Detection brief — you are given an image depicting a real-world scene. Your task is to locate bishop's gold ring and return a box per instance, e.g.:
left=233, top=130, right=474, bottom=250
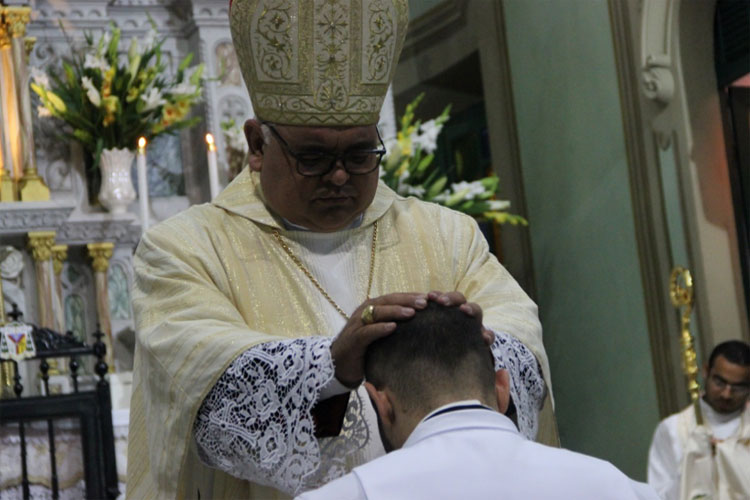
left=361, top=305, right=376, bottom=325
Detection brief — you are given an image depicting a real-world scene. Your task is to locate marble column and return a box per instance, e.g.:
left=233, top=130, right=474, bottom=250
left=51, top=244, right=68, bottom=374
left=4, top=6, right=48, bottom=202
left=51, top=244, right=68, bottom=333
left=27, top=231, right=55, bottom=329
left=87, top=242, right=115, bottom=372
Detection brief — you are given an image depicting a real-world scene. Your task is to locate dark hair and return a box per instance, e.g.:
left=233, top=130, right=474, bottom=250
left=364, top=302, right=495, bottom=412
left=708, top=340, right=750, bottom=370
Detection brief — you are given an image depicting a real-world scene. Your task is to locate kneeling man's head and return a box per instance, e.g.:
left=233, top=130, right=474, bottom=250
left=364, top=302, right=510, bottom=451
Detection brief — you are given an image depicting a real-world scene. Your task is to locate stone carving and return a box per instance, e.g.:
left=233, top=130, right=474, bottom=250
left=0, top=207, right=73, bottom=232
left=108, top=262, right=131, bottom=320
left=0, top=246, right=26, bottom=318
left=218, top=94, right=251, bottom=125
left=215, top=40, right=243, bottom=87
left=64, top=293, right=86, bottom=342
left=56, top=220, right=141, bottom=246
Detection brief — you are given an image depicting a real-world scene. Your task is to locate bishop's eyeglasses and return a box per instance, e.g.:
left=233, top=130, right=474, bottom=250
left=263, top=122, right=387, bottom=177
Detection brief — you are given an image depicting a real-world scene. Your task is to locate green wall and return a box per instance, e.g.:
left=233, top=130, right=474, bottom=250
left=502, top=0, right=660, bottom=480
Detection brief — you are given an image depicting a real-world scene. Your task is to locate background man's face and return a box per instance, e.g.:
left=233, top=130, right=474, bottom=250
left=258, top=124, right=380, bottom=232
left=704, top=355, right=750, bottom=414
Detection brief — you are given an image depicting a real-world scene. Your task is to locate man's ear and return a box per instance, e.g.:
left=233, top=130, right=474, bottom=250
left=495, top=369, right=511, bottom=414
left=244, top=119, right=265, bottom=172
left=364, top=381, right=394, bottom=426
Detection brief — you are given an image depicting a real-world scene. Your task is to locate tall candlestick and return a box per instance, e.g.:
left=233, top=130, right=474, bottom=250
left=137, top=137, right=149, bottom=233
left=206, top=133, right=220, bottom=200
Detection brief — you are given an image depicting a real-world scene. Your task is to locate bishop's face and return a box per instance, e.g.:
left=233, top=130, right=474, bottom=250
left=246, top=121, right=382, bottom=232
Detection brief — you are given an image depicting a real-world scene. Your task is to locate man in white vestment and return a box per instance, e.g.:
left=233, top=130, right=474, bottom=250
left=298, top=303, right=658, bottom=500
left=127, top=0, right=552, bottom=498
left=647, top=340, right=750, bottom=500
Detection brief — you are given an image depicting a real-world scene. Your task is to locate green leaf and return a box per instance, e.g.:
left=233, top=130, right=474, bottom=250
left=426, top=176, right=447, bottom=199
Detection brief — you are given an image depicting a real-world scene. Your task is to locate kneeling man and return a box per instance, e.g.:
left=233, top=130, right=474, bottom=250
left=297, top=303, right=657, bottom=499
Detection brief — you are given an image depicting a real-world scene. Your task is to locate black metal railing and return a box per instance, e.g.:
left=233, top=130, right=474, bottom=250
left=0, top=323, right=119, bottom=500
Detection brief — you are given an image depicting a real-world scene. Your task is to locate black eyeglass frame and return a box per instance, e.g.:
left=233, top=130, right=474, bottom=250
left=262, top=121, right=387, bottom=177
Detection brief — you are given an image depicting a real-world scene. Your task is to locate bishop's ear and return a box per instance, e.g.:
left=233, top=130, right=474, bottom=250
left=244, top=119, right=265, bottom=172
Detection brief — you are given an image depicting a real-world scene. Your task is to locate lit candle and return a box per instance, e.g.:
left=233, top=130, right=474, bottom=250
left=206, top=133, right=220, bottom=200
left=137, top=137, right=149, bottom=233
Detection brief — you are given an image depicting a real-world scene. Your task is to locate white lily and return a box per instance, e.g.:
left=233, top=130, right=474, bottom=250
left=81, top=76, right=101, bottom=107
left=488, top=199, right=511, bottom=211
left=140, top=87, right=167, bottom=112
left=84, top=53, right=109, bottom=73
left=224, top=126, right=248, bottom=152
left=451, top=180, right=486, bottom=199
left=30, top=67, right=50, bottom=88
left=412, top=118, right=443, bottom=154
left=168, top=82, right=199, bottom=97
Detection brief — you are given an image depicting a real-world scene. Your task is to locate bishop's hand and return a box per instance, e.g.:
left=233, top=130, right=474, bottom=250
left=330, top=292, right=428, bottom=388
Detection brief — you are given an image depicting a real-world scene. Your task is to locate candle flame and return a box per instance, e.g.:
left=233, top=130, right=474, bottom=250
left=138, top=137, right=147, bottom=149
left=206, top=133, right=216, bottom=151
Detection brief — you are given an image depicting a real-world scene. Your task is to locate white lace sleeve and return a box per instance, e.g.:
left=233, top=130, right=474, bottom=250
left=489, top=330, right=547, bottom=440
left=193, top=337, right=336, bottom=496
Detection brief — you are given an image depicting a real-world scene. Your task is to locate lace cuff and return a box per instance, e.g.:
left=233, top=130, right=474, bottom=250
left=193, top=337, right=334, bottom=495
left=489, top=330, right=547, bottom=440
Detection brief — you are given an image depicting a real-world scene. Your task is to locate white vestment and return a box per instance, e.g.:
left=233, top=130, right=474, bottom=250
left=647, top=399, right=750, bottom=500
left=296, top=401, right=658, bottom=500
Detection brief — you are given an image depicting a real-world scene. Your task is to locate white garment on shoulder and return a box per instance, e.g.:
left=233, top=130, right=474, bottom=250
left=647, top=399, right=744, bottom=500
left=297, top=405, right=657, bottom=500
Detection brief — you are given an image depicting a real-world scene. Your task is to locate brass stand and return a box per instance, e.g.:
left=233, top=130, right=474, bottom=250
left=669, top=266, right=703, bottom=424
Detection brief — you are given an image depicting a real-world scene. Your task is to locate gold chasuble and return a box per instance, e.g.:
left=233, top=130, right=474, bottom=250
left=127, top=168, right=551, bottom=499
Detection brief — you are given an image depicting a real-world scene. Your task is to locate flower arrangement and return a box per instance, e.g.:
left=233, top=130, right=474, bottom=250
left=380, top=94, right=527, bottom=226
left=220, top=119, right=249, bottom=183
left=31, top=22, right=204, bottom=168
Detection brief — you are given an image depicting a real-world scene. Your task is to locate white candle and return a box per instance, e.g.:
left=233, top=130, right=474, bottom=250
left=206, top=133, right=220, bottom=200
left=137, top=137, right=149, bottom=233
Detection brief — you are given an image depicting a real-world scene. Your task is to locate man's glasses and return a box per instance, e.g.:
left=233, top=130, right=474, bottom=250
left=710, top=374, right=750, bottom=396
left=263, top=122, right=386, bottom=177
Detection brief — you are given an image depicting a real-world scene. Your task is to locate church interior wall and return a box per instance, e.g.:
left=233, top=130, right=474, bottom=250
left=502, top=0, right=660, bottom=480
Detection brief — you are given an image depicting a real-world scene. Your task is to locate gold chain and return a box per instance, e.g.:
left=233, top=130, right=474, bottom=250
left=272, top=221, right=378, bottom=320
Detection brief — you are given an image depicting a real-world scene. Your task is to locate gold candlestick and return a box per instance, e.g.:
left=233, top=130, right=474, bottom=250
left=5, top=6, right=48, bottom=202
left=88, top=242, right=115, bottom=372
left=669, top=266, right=703, bottom=425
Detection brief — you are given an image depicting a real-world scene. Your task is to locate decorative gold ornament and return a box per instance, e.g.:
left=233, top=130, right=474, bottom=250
left=28, top=231, right=56, bottom=262
left=272, top=221, right=378, bottom=319
left=23, top=36, right=35, bottom=60
left=18, top=167, right=50, bottom=201
left=0, top=168, right=15, bottom=202
left=669, top=266, right=703, bottom=424
left=51, top=245, right=68, bottom=276
left=0, top=19, right=10, bottom=48
left=4, top=7, right=31, bottom=39
left=230, top=0, right=409, bottom=126
left=87, top=243, right=114, bottom=273
left=361, top=304, right=375, bottom=325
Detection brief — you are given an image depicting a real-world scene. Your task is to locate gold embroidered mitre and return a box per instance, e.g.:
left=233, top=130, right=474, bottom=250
left=230, top=0, right=409, bottom=126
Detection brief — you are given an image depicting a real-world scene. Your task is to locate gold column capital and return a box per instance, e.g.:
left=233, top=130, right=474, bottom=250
left=4, top=7, right=31, bottom=39
left=51, top=244, right=68, bottom=275
left=28, top=231, right=56, bottom=261
left=87, top=242, right=114, bottom=273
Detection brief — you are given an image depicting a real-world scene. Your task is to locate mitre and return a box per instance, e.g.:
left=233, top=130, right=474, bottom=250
left=229, top=0, right=409, bottom=126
